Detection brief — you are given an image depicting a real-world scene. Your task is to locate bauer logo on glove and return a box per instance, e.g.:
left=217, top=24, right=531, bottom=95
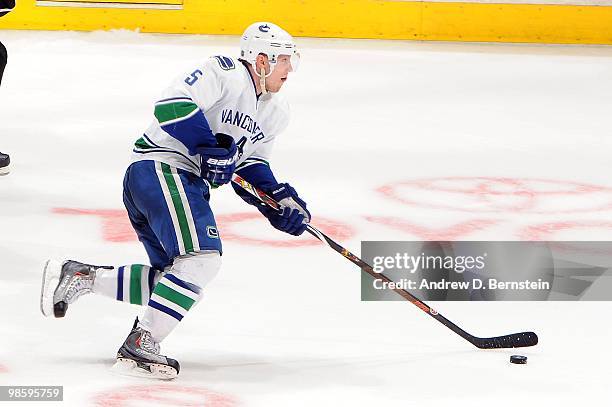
left=205, top=156, right=236, bottom=166
left=199, top=133, right=238, bottom=186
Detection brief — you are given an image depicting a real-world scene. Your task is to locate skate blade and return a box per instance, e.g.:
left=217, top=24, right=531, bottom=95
left=112, top=358, right=178, bottom=380
left=40, top=260, right=63, bottom=317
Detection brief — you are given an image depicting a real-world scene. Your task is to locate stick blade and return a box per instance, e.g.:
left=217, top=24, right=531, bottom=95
left=472, top=331, right=538, bottom=349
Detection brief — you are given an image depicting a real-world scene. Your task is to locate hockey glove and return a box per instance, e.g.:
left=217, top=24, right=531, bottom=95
left=259, top=183, right=311, bottom=236
left=199, top=133, right=237, bottom=186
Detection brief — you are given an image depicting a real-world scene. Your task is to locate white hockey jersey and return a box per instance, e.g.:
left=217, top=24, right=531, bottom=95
left=132, top=55, right=290, bottom=177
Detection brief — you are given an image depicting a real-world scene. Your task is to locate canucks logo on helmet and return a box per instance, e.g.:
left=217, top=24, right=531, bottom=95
left=239, top=22, right=298, bottom=69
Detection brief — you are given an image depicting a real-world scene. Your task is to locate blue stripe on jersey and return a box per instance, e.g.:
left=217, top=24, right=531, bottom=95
left=160, top=108, right=216, bottom=156
left=149, top=299, right=184, bottom=321
left=142, top=133, right=161, bottom=148
left=148, top=268, right=156, bottom=294
left=164, top=274, right=201, bottom=294
left=117, top=266, right=125, bottom=301
left=235, top=161, right=278, bottom=191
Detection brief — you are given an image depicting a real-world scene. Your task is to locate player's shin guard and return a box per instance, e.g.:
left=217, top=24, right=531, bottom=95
left=139, top=251, right=221, bottom=343
left=93, top=264, right=162, bottom=305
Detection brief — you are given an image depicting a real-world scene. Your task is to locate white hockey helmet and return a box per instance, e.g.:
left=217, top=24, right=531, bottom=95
left=240, top=22, right=299, bottom=72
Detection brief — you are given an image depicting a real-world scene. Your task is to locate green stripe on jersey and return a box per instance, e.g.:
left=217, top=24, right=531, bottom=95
left=154, top=102, right=198, bottom=125
left=134, top=137, right=156, bottom=150
left=154, top=282, right=196, bottom=311
left=129, top=264, right=143, bottom=305
left=160, top=163, right=195, bottom=252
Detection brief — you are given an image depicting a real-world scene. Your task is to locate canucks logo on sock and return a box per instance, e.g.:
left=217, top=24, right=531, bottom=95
left=207, top=226, right=219, bottom=239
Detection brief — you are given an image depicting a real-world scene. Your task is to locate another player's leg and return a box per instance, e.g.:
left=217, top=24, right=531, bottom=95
left=0, top=40, right=6, bottom=87
left=0, top=41, right=10, bottom=176
left=114, top=160, right=222, bottom=379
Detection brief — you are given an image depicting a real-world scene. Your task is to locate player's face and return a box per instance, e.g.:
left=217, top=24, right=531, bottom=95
left=265, top=55, right=295, bottom=93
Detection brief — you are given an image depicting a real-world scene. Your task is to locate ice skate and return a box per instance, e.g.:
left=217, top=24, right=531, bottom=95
left=40, top=259, right=111, bottom=318
left=0, top=152, right=9, bottom=175
left=113, top=319, right=180, bottom=380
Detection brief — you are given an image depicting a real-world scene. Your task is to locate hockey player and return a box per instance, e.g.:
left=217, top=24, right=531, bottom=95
left=0, top=0, right=14, bottom=175
left=40, top=22, right=310, bottom=379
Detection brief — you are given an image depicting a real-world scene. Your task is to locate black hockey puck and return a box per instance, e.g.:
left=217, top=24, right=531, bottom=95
left=510, top=355, right=527, bottom=364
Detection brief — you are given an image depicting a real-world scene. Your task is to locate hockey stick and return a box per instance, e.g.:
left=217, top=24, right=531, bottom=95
left=231, top=174, right=538, bottom=349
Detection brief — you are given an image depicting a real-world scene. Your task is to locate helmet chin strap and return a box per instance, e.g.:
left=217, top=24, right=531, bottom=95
left=257, top=61, right=274, bottom=95
left=259, top=66, right=267, bottom=95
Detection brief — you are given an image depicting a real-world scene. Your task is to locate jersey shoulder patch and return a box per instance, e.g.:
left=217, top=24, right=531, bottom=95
left=212, top=55, right=236, bottom=71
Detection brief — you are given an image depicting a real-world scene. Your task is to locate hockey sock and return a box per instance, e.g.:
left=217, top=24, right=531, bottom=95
left=139, top=251, right=221, bottom=342
left=140, top=273, right=201, bottom=342
left=93, top=264, right=162, bottom=305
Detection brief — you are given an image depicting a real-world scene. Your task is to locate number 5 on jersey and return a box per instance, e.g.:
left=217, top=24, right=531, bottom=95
left=185, top=69, right=203, bottom=86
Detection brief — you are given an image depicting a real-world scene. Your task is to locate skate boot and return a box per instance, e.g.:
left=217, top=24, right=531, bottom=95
left=114, top=318, right=180, bottom=380
left=0, top=152, right=9, bottom=175
left=40, top=259, right=112, bottom=318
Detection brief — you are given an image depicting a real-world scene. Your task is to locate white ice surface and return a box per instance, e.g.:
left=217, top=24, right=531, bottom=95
left=1, top=30, right=612, bottom=406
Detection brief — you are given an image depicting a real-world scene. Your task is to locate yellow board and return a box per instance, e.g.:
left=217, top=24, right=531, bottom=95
left=0, top=0, right=611, bottom=44
left=421, top=2, right=612, bottom=43
left=40, top=0, right=183, bottom=5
